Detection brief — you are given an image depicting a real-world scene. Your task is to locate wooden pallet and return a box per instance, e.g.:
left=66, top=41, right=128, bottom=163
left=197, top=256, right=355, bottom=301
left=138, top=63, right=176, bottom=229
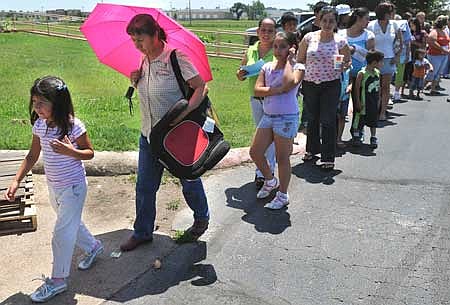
left=0, top=152, right=37, bottom=236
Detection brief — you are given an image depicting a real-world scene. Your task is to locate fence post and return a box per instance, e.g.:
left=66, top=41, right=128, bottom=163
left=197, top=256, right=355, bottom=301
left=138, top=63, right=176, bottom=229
left=215, top=31, right=220, bottom=56
left=46, top=16, right=50, bottom=34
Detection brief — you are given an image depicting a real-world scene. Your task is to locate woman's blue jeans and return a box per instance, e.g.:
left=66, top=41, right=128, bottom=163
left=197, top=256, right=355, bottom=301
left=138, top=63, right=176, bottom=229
left=133, top=135, right=210, bottom=240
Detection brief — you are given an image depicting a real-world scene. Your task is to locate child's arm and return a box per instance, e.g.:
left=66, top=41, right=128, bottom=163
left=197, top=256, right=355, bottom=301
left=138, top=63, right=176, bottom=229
left=4, top=135, right=41, bottom=202
left=353, top=71, right=363, bottom=113
left=236, top=53, right=249, bottom=81
left=254, top=67, right=285, bottom=97
left=340, top=44, right=352, bottom=71
left=50, top=133, right=94, bottom=160
left=346, top=81, right=352, bottom=94
left=280, top=50, right=305, bottom=92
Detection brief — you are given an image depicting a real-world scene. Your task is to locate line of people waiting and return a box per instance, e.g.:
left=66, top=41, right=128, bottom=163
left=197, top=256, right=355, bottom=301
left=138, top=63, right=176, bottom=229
left=237, top=1, right=450, bottom=210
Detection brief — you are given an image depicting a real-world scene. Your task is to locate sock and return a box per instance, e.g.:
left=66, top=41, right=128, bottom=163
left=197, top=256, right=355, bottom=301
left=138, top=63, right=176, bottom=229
left=91, top=240, right=101, bottom=252
left=51, top=277, right=65, bottom=285
left=277, top=191, right=289, bottom=201
left=266, top=177, right=277, bottom=186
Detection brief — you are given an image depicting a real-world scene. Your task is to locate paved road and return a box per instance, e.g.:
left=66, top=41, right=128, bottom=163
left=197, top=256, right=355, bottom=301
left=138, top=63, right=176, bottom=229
left=102, top=86, right=450, bottom=305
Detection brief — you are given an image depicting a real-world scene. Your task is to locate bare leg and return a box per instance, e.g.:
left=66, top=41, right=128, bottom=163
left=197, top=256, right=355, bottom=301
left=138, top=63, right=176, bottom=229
left=273, top=134, right=293, bottom=194
left=249, top=128, right=275, bottom=180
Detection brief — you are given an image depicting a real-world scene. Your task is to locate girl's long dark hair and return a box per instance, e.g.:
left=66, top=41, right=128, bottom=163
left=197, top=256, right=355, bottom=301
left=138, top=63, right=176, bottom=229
left=30, top=76, right=74, bottom=139
left=410, top=17, right=422, bottom=34
left=347, top=7, right=370, bottom=29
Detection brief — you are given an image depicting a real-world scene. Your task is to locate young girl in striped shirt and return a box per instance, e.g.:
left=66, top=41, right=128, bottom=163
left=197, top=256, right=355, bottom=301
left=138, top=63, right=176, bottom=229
left=4, top=76, right=103, bottom=303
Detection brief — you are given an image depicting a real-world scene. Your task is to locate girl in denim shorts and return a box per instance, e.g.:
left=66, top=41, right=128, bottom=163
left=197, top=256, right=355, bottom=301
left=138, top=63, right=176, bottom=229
left=250, top=32, right=304, bottom=210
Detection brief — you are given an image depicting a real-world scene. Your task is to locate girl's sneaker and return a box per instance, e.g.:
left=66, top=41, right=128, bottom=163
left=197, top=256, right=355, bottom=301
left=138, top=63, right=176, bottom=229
left=264, top=191, right=289, bottom=210
left=30, top=275, right=67, bottom=303
left=369, top=137, right=378, bottom=149
left=78, top=241, right=104, bottom=270
left=256, top=177, right=279, bottom=199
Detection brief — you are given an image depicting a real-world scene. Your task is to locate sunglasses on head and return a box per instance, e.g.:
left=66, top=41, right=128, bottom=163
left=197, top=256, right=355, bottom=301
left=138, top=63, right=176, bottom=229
left=321, top=5, right=337, bottom=12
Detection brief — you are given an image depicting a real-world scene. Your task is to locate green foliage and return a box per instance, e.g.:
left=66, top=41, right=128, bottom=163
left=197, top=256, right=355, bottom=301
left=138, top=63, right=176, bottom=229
left=172, top=229, right=197, bottom=244
left=247, top=0, right=267, bottom=20
left=166, top=199, right=181, bottom=211
left=1, top=32, right=254, bottom=151
left=330, top=0, right=449, bottom=18
left=230, top=2, right=248, bottom=20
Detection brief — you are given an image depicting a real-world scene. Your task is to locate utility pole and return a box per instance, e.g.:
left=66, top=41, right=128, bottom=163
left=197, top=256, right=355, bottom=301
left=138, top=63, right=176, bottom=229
left=188, top=0, right=192, bottom=25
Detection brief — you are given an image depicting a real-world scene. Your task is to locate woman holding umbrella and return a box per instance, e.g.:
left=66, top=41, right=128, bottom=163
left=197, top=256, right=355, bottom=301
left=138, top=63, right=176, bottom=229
left=120, top=14, right=210, bottom=251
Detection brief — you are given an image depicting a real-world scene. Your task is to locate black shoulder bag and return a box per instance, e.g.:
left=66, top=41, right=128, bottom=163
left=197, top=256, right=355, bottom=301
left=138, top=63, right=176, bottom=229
left=149, top=50, right=230, bottom=179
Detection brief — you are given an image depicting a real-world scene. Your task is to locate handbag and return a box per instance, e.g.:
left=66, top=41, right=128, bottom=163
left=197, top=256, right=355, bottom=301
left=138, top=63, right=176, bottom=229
left=149, top=50, right=230, bottom=179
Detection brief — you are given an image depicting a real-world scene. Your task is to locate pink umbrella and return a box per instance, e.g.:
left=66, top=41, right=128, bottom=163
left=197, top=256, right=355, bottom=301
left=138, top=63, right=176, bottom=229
left=80, top=3, right=212, bottom=82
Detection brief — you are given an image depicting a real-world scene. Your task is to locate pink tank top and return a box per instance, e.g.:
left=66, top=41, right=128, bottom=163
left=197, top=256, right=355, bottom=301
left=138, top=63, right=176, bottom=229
left=304, top=31, right=347, bottom=83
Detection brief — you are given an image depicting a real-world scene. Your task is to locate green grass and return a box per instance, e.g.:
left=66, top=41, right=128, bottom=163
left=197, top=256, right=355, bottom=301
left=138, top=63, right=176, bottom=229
left=0, top=32, right=253, bottom=151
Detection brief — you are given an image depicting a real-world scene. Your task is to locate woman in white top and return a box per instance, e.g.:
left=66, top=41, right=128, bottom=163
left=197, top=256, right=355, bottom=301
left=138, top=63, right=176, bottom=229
left=367, top=2, right=402, bottom=121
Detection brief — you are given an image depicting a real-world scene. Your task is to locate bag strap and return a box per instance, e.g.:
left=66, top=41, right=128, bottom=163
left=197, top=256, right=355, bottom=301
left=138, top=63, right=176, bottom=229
left=170, top=49, right=190, bottom=99
left=170, top=49, right=221, bottom=124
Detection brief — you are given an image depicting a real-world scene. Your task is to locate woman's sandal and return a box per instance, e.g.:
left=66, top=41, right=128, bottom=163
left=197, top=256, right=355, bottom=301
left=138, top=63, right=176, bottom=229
left=302, top=152, right=315, bottom=162
left=336, top=140, right=345, bottom=148
left=320, top=162, right=334, bottom=170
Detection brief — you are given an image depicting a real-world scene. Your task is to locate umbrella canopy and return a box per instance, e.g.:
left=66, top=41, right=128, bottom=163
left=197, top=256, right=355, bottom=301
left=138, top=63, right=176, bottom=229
left=80, top=3, right=212, bottom=82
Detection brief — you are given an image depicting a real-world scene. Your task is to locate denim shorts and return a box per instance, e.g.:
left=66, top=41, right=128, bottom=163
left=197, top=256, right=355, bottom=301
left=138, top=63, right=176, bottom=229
left=380, top=58, right=397, bottom=75
left=257, top=113, right=299, bottom=139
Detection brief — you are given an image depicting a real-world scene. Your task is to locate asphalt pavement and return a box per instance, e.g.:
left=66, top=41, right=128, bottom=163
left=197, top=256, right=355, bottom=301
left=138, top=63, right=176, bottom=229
left=101, top=82, right=450, bottom=305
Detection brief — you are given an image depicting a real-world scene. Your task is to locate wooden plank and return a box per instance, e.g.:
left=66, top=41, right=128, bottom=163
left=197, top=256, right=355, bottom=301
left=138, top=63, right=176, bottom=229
left=0, top=164, right=29, bottom=175
left=0, top=152, right=37, bottom=236
left=0, top=215, right=37, bottom=236
left=0, top=179, right=31, bottom=191
left=0, top=174, right=32, bottom=183
left=0, top=151, right=26, bottom=160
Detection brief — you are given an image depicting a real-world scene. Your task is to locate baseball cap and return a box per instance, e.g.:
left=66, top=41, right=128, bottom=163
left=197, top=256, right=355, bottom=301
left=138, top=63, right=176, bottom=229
left=336, top=4, right=351, bottom=16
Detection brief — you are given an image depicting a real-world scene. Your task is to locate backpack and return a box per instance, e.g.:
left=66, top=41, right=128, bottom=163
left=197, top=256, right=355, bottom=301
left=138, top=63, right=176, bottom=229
left=149, top=50, right=230, bottom=179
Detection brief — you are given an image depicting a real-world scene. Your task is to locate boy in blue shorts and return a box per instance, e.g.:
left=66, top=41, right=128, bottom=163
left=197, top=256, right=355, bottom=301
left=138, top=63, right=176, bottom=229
left=352, top=50, right=384, bottom=149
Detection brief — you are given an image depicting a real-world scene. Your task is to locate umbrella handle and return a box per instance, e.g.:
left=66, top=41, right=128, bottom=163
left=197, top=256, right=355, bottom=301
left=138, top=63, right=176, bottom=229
left=125, top=86, right=134, bottom=115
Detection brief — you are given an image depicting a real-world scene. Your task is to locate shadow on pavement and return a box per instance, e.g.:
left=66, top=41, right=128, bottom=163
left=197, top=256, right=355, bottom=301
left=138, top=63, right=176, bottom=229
left=108, top=242, right=215, bottom=303
left=291, top=161, right=342, bottom=185
left=225, top=182, right=291, bottom=234
left=336, top=142, right=377, bottom=158
left=0, top=229, right=213, bottom=305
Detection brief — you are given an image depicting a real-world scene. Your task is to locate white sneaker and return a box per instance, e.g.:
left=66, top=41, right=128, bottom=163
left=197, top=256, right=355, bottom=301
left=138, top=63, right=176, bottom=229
left=264, top=192, right=289, bottom=210
left=393, top=92, right=400, bottom=101
left=78, top=241, right=104, bottom=270
left=256, top=177, right=279, bottom=199
left=30, top=275, right=67, bottom=303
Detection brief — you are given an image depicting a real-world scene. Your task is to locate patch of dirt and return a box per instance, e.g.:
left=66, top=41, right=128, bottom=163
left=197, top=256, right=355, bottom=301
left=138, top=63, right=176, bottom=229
left=33, top=172, right=186, bottom=237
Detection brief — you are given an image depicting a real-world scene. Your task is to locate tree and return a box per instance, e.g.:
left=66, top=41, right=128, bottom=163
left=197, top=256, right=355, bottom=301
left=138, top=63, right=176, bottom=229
left=329, top=0, right=449, bottom=18
left=230, top=2, right=247, bottom=20
left=247, top=0, right=266, bottom=20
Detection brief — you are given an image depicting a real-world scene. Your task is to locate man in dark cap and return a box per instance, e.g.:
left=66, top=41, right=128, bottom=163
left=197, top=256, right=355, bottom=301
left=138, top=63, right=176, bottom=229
left=299, top=1, right=329, bottom=41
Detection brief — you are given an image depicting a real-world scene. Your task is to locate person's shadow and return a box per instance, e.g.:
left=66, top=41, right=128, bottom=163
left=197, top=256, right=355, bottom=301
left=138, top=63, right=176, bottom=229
left=291, top=160, right=342, bottom=185
left=224, top=182, right=291, bottom=234
left=0, top=230, right=216, bottom=305
left=335, top=142, right=377, bottom=158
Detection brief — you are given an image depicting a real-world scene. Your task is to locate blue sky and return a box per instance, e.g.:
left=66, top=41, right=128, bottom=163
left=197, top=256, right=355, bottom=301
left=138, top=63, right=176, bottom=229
left=1, top=0, right=309, bottom=12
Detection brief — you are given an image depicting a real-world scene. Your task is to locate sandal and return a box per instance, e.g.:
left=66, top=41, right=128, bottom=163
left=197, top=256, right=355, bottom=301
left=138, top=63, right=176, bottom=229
left=302, top=152, right=315, bottom=161
left=320, top=162, right=334, bottom=170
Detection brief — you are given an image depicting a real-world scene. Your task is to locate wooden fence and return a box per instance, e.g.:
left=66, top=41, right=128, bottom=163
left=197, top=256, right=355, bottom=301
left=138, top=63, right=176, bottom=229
left=3, top=13, right=249, bottom=60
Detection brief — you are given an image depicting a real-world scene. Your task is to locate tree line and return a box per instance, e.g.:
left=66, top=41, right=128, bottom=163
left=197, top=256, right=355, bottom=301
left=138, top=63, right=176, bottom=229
left=230, top=0, right=449, bottom=21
